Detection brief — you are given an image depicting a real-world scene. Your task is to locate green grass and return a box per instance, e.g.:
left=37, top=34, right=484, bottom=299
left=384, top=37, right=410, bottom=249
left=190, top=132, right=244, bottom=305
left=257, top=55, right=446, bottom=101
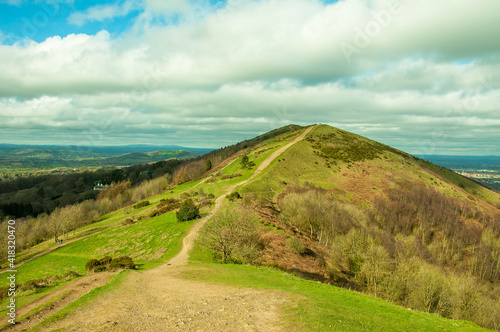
left=0, top=211, right=196, bottom=316
left=181, top=263, right=487, bottom=332
left=1, top=212, right=194, bottom=287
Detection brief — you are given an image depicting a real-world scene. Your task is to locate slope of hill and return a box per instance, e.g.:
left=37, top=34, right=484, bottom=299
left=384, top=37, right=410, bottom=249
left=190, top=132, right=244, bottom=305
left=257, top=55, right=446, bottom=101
left=231, top=124, right=500, bottom=329
left=0, top=124, right=498, bottom=331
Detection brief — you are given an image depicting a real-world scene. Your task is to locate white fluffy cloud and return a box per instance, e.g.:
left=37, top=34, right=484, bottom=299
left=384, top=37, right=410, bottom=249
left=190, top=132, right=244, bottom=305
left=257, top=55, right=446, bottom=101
left=68, top=0, right=142, bottom=26
left=0, top=0, right=499, bottom=154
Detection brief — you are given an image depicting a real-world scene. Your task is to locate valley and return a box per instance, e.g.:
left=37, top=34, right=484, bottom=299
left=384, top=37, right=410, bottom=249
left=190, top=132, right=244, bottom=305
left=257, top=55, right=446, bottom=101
left=0, top=145, right=207, bottom=180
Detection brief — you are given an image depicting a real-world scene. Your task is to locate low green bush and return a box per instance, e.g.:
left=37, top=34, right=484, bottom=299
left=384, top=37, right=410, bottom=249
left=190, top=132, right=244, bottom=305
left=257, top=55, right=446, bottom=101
left=86, top=256, right=136, bottom=272
left=85, top=259, right=101, bottom=271
left=109, top=256, right=136, bottom=270
left=176, top=199, right=200, bottom=222
left=133, top=200, right=150, bottom=209
left=226, top=192, right=241, bottom=202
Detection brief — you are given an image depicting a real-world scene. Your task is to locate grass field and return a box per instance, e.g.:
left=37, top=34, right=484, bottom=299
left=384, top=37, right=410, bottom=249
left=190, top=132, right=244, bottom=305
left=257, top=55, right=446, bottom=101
left=181, top=263, right=487, bottom=332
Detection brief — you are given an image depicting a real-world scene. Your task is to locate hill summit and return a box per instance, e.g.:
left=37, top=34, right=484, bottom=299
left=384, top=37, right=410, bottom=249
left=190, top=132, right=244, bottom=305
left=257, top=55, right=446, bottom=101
left=1, top=124, right=499, bottom=331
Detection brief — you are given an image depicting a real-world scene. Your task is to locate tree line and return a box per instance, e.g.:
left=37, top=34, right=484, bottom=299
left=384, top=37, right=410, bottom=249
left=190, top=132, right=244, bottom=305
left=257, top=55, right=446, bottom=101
left=0, top=159, right=182, bottom=219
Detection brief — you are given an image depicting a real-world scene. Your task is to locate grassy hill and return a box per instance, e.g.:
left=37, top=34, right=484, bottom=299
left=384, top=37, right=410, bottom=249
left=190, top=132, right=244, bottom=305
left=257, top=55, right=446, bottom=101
left=1, top=124, right=499, bottom=331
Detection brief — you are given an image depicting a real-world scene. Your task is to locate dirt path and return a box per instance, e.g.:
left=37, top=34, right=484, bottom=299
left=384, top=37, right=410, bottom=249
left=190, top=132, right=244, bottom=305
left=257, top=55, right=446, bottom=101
left=0, top=272, right=114, bottom=331
left=14, top=126, right=315, bottom=332
left=167, top=125, right=314, bottom=268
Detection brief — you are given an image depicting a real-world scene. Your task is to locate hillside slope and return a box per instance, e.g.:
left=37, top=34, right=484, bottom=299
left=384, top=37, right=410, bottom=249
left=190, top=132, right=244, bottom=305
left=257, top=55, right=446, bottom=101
left=0, top=124, right=497, bottom=331
left=232, top=124, right=500, bottom=329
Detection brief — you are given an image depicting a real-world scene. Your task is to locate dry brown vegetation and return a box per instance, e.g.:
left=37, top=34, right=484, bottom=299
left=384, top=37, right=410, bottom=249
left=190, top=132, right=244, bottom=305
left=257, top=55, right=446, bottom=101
left=199, top=203, right=264, bottom=264
left=274, top=183, right=500, bottom=330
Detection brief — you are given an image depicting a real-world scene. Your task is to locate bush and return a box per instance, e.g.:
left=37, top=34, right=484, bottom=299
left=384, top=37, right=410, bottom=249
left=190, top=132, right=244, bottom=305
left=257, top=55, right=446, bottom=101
left=133, top=200, right=150, bottom=209
left=19, top=279, right=43, bottom=292
left=99, top=256, right=112, bottom=266
left=226, top=192, right=241, bottom=202
left=150, top=201, right=181, bottom=218
left=0, top=287, right=9, bottom=300
left=176, top=199, right=200, bottom=222
left=109, top=255, right=136, bottom=270
left=122, top=218, right=134, bottom=225
left=86, top=256, right=135, bottom=272
left=287, top=237, right=307, bottom=255
left=408, top=264, right=451, bottom=315
left=94, top=265, right=107, bottom=272
left=280, top=188, right=362, bottom=246
left=85, top=259, right=101, bottom=271
left=159, top=198, right=179, bottom=206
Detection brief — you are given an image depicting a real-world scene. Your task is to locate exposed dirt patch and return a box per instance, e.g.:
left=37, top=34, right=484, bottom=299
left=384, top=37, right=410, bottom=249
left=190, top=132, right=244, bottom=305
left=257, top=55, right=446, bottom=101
left=0, top=272, right=114, bottom=331
left=44, top=267, right=290, bottom=332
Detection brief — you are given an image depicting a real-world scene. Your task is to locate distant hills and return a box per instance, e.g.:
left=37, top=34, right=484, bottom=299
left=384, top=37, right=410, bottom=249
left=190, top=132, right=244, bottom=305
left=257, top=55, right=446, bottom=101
left=0, top=144, right=213, bottom=179
left=0, top=143, right=213, bottom=157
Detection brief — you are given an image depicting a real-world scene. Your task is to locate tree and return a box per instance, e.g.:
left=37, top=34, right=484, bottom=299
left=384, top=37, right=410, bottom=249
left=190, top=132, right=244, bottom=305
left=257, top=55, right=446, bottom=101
left=199, top=203, right=263, bottom=264
left=176, top=199, right=200, bottom=222
left=205, top=159, right=212, bottom=171
left=358, top=244, right=392, bottom=297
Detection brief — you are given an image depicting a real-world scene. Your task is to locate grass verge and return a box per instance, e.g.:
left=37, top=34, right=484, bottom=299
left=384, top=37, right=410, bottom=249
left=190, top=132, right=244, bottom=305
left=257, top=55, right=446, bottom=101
left=181, top=263, right=487, bottom=332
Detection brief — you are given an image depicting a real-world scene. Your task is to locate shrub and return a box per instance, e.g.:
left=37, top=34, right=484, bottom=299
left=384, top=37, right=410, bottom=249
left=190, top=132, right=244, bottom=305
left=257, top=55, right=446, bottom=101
left=226, top=192, right=241, bottom=202
left=408, top=264, right=451, bottom=315
left=0, top=287, right=9, bottom=300
left=176, top=199, right=200, bottom=222
left=240, top=155, right=256, bottom=169
left=99, top=256, right=112, bottom=266
left=122, top=218, right=134, bottom=225
left=85, top=259, right=101, bottom=271
left=159, top=198, right=179, bottom=206
left=287, top=237, right=307, bottom=255
left=280, top=188, right=362, bottom=246
left=150, top=201, right=181, bottom=218
left=133, top=200, right=150, bottom=209
left=94, top=265, right=107, bottom=272
left=86, top=256, right=136, bottom=272
left=109, top=255, right=136, bottom=270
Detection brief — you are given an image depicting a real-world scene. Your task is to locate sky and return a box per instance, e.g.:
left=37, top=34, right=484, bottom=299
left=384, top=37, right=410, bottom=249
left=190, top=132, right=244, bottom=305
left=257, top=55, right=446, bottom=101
left=0, top=0, right=499, bottom=155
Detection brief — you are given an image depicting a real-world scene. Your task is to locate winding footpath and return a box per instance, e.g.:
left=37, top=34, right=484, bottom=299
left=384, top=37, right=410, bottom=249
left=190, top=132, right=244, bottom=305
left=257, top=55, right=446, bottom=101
left=5, top=126, right=314, bottom=332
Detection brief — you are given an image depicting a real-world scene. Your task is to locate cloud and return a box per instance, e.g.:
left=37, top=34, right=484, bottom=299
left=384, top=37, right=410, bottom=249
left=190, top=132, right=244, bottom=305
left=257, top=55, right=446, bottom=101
left=68, top=0, right=142, bottom=26
left=0, top=0, right=499, bottom=154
